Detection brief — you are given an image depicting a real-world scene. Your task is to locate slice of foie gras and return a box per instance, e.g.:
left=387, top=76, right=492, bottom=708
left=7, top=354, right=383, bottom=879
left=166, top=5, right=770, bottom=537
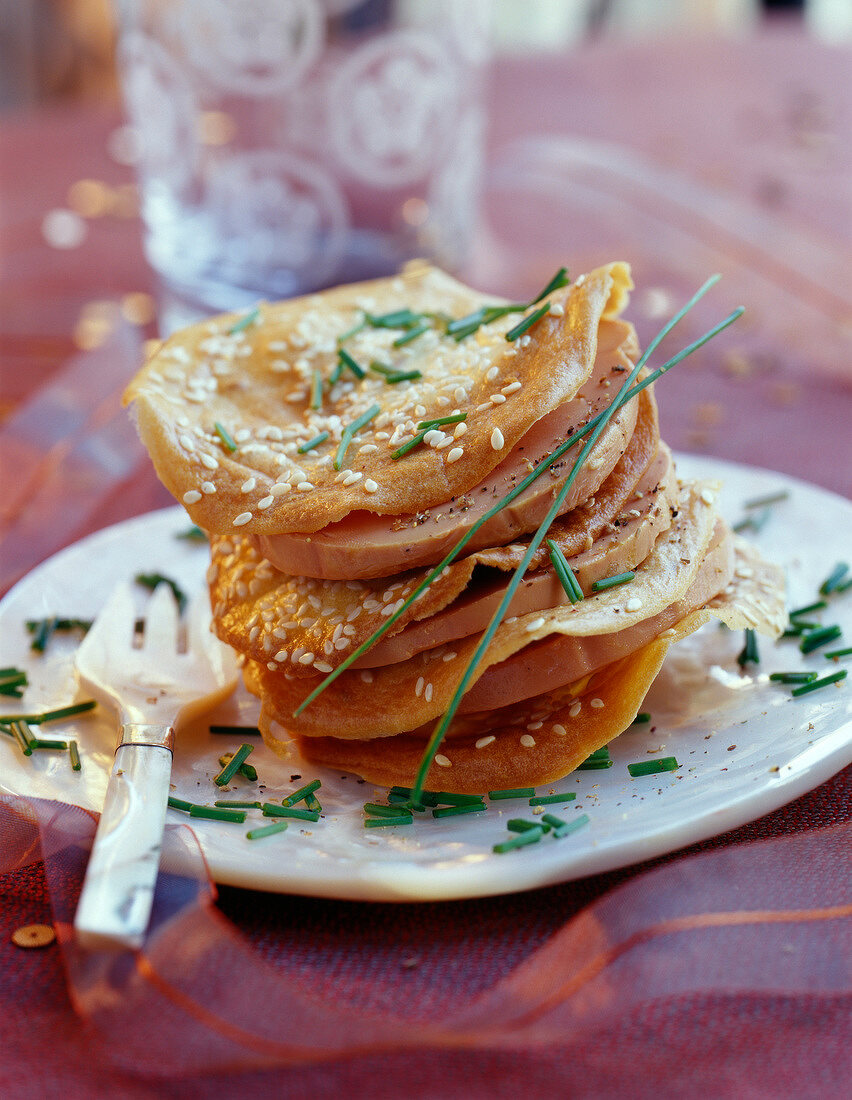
left=355, top=441, right=676, bottom=667
left=254, top=319, right=641, bottom=580
left=453, top=519, right=733, bottom=715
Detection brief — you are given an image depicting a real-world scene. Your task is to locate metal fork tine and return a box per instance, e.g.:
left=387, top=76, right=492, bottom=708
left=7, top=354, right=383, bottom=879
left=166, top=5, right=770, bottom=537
left=185, top=589, right=212, bottom=657
left=141, top=583, right=180, bottom=654
left=78, top=581, right=137, bottom=653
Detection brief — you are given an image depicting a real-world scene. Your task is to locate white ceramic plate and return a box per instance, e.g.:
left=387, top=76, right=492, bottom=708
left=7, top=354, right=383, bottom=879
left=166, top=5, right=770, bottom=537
left=1, top=457, right=850, bottom=901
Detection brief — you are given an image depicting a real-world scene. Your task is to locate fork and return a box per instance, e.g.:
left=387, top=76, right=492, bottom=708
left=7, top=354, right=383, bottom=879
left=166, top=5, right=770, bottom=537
left=73, top=581, right=238, bottom=951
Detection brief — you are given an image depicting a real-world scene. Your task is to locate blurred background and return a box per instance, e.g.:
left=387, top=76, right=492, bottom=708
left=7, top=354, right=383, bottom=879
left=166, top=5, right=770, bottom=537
left=1, top=0, right=850, bottom=111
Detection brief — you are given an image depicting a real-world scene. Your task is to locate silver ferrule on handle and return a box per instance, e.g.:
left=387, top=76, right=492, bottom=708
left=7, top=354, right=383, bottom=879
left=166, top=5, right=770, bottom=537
left=118, top=723, right=175, bottom=752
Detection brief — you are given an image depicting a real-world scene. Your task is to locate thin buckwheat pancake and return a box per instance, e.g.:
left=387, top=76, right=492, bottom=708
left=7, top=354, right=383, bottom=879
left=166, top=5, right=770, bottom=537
left=124, top=261, right=632, bottom=536
left=254, top=316, right=643, bottom=579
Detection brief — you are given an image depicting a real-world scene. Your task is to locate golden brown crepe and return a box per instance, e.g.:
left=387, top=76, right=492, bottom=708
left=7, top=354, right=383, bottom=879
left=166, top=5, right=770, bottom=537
left=124, top=262, right=785, bottom=794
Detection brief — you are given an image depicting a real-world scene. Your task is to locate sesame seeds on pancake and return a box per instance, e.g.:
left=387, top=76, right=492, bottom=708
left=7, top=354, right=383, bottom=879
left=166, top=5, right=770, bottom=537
left=123, top=262, right=633, bottom=536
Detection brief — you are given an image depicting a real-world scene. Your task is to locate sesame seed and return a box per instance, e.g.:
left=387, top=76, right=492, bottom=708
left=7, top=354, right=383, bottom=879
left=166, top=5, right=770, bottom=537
left=502, top=381, right=522, bottom=394
left=298, top=652, right=315, bottom=665
left=257, top=495, right=274, bottom=510
left=179, top=434, right=195, bottom=451
left=454, top=422, right=467, bottom=438
left=552, top=724, right=567, bottom=736
left=343, top=471, right=362, bottom=486
left=314, top=661, right=333, bottom=673
left=435, top=754, right=451, bottom=768
left=201, top=481, right=216, bottom=494
left=569, top=701, right=582, bottom=717
left=527, top=720, right=543, bottom=730
left=486, top=366, right=499, bottom=381
left=200, top=453, right=219, bottom=469
left=415, top=676, right=424, bottom=697
left=447, top=447, right=464, bottom=463
left=241, top=477, right=256, bottom=493
left=590, top=698, right=604, bottom=709
left=476, top=402, right=492, bottom=413
left=267, top=661, right=278, bottom=670
left=549, top=302, right=564, bottom=317
left=490, top=393, right=506, bottom=405
left=270, top=483, right=290, bottom=496
left=423, top=429, right=443, bottom=446
left=297, top=481, right=314, bottom=491
left=183, top=490, right=202, bottom=504
left=274, top=649, right=288, bottom=661
left=453, top=387, right=467, bottom=403
left=360, top=669, right=374, bottom=683
left=490, top=427, right=505, bottom=450
left=475, top=736, right=495, bottom=749
left=520, top=734, right=536, bottom=748
left=424, top=682, right=433, bottom=702
left=526, top=617, right=546, bottom=632
left=232, top=512, right=252, bottom=526
left=364, top=479, right=378, bottom=493
left=700, top=488, right=715, bottom=505
left=626, top=597, right=643, bottom=612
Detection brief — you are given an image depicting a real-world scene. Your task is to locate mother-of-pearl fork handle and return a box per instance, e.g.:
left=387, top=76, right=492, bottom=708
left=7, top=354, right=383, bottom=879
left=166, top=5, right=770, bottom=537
left=74, top=724, right=174, bottom=952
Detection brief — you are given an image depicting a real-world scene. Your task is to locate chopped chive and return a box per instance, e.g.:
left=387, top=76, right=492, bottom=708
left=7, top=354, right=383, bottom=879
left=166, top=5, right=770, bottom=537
left=631, top=712, right=651, bottom=724
left=737, top=628, right=760, bottom=667
left=0, top=688, right=23, bottom=699
left=837, top=578, right=852, bottom=594
left=550, top=813, right=590, bottom=839
left=214, top=421, right=238, bottom=453
left=819, top=562, right=849, bottom=595
left=528, top=266, right=570, bottom=304
left=0, top=670, right=27, bottom=691
left=337, top=317, right=367, bottom=342
left=417, top=413, right=467, bottom=430
left=227, top=306, right=260, bottom=335
left=446, top=306, right=521, bottom=340
left=213, top=743, right=254, bottom=787
left=364, top=802, right=412, bottom=818
left=135, top=572, right=187, bottom=612
left=392, top=321, right=430, bottom=347
left=769, top=672, right=818, bottom=684
left=209, top=724, right=261, bottom=736
left=218, top=754, right=258, bottom=782
left=384, top=370, right=423, bottom=384
left=592, top=570, right=635, bottom=592
left=785, top=619, right=820, bottom=632
left=529, top=792, right=576, bottom=806
left=390, top=428, right=429, bottom=460
left=744, top=490, right=789, bottom=510
left=507, top=818, right=547, bottom=833
left=337, top=347, right=365, bottom=379
left=366, top=308, right=423, bottom=329
left=29, top=616, right=57, bottom=653
left=329, top=360, right=343, bottom=385
left=585, top=747, right=611, bottom=760
left=547, top=539, right=583, bottom=602
left=628, top=757, right=680, bottom=777
left=387, top=790, right=412, bottom=804
left=800, top=625, right=842, bottom=654
left=505, top=301, right=550, bottom=342
left=214, top=800, right=262, bottom=809
left=493, top=828, right=543, bottom=853
left=790, top=600, right=828, bottom=618
left=825, top=646, right=852, bottom=660
left=0, top=700, right=97, bottom=726
left=9, top=721, right=33, bottom=756
left=540, top=813, right=566, bottom=830
left=370, top=361, right=422, bottom=384
left=433, top=803, right=487, bottom=819
left=334, top=403, right=380, bottom=470
left=282, top=779, right=321, bottom=807
left=176, top=524, right=207, bottom=542
left=190, top=805, right=247, bottom=823
left=488, top=787, right=535, bottom=800
left=304, top=793, right=322, bottom=812
left=430, top=791, right=484, bottom=806
left=25, top=618, right=92, bottom=637
left=31, top=738, right=68, bottom=750
left=261, top=804, right=319, bottom=822
left=298, top=430, right=330, bottom=454
left=576, top=757, right=613, bottom=770
left=365, top=814, right=412, bottom=828
left=293, top=282, right=743, bottom=760
left=69, top=740, right=81, bottom=770
left=247, top=821, right=289, bottom=840
left=310, top=369, right=323, bottom=410
left=167, top=796, right=193, bottom=812
left=790, top=669, right=847, bottom=696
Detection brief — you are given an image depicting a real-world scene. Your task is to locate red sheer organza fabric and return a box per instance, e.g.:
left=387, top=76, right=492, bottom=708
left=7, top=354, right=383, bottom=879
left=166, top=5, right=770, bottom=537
left=1, top=793, right=849, bottom=1087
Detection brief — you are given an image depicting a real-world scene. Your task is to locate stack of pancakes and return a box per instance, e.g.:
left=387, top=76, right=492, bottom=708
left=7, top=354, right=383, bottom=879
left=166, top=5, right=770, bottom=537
left=124, top=262, right=785, bottom=793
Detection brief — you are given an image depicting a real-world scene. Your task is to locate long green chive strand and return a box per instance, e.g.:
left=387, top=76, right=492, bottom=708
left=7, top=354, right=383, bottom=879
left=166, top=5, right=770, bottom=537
left=294, top=280, right=739, bottom=725
left=790, top=669, right=847, bottom=697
